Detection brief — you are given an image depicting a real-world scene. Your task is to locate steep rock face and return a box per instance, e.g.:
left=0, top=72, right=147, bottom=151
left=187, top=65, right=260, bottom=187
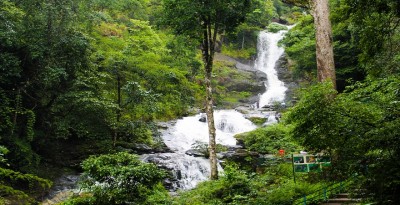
left=214, top=53, right=267, bottom=106
left=214, top=52, right=297, bottom=107
left=275, top=54, right=299, bottom=105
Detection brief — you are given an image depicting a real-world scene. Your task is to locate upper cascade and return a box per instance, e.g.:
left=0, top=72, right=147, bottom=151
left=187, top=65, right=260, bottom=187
left=255, top=26, right=291, bottom=108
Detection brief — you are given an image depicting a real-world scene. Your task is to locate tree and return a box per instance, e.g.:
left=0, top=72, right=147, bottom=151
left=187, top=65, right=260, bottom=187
left=162, top=0, right=251, bottom=179
left=282, top=0, right=336, bottom=89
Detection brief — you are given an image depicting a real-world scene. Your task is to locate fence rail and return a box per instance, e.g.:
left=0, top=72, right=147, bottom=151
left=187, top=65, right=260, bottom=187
left=292, top=176, right=356, bottom=205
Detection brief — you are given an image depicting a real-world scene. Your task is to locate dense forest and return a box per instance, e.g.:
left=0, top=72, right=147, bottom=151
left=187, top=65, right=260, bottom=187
left=0, top=0, right=399, bottom=204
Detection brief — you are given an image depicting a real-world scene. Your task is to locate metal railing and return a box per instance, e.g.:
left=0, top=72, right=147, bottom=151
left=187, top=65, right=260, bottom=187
left=292, top=177, right=355, bottom=205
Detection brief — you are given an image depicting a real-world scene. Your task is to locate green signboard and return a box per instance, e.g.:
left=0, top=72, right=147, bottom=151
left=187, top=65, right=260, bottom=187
left=292, top=154, right=331, bottom=173
left=294, top=164, right=308, bottom=172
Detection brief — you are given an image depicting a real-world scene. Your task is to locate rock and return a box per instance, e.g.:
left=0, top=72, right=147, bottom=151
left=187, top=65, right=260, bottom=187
left=199, top=114, right=207, bottom=122
left=262, top=104, right=272, bottom=109
left=274, top=54, right=299, bottom=105
left=157, top=122, right=170, bottom=130
left=218, top=149, right=259, bottom=160
left=236, top=139, right=245, bottom=148
left=133, top=143, right=153, bottom=153
left=118, top=142, right=171, bottom=154
left=227, top=81, right=265, bottom=94
left=185, top=149, right=207, bottom=157
left=218, top=149, right=260, bottom=170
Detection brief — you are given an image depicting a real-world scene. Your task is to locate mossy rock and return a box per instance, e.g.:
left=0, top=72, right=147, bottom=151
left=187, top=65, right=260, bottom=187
left=267, top=23, right=288, bottom=33
left=247, top=117, right=267, bottom=126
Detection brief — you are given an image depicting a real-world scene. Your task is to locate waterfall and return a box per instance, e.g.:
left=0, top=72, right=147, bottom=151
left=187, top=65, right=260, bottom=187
left=142, top=26, right=291, bottom=191
left=255, top=28, right=289, bottom=108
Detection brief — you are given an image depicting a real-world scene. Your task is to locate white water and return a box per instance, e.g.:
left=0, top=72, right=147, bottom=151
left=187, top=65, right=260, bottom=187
left=142, top=110, right=256, bottom=190
left=163, top=110, right=256, bottom=152
left=255, top=28, right=289, bottom=108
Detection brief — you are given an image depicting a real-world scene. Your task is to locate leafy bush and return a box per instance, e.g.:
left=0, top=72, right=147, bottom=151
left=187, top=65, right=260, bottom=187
left=235, top=123, right=300, bottom=154
left=266, top=23, right=288, bottom=33
left=77, top=152, right=168, bottom=204
left=221, top=43, right=257, bottom=59
left=0, top=167, right=52, bottom=204
left=172, top=163, right=331, bottom=205
left=173, top=164, right=252, bottom=205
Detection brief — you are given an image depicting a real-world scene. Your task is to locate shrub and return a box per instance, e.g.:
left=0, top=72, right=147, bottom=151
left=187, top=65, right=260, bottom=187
left=78, top=152, right=168, bottom=204
left=235, top=124, right=299, bottom=154
left=266, top=23, right=288, bottom=33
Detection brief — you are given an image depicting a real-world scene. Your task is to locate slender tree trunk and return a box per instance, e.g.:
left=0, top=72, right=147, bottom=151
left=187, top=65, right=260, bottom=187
left=205, top=62, right=218, bottom=180
left=312, top=0, right=336, bottom=89
left=241, top=31, right=245, bottom=50
left=201, top=16, right=218, bottom=180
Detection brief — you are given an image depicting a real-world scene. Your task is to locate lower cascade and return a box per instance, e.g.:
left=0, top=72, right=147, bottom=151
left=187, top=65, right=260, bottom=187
left=142, top=110, right=256, bottom=190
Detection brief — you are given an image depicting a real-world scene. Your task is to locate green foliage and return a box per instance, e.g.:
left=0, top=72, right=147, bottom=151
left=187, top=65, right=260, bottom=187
left=342, top=0, right=400, bottom=77
left=162, top=0, right=251, bottom=39
left=0, top=146, right=8, bottom=165
left=281, top=14, right=316, bottom=81
left=221, top=43, right=257, bottom=59
left=235, top=123, right=299, bottom=154
left=173, top=164, right=252, bottom=205
left=284, top=77, right=400, bottom=203
left=91, top=15, right=199, bottom=125
left=245, top=0, right=275, bottom=28
left=79, top=152, right=168, bottom=204
left=173, top=163, right=331, bottom=205
left=247, top=117, right=268, bottom=126
left=281, top=1, right=367, bottom=91
left=0, top=167, right=52, bottom=204
left=284, top=82, right=340, bottom=151
left=274, top=0, right=305, bottom=24
left=267, top=22, right=288, bottom=33
left=1, top=0, right=204, bottom=177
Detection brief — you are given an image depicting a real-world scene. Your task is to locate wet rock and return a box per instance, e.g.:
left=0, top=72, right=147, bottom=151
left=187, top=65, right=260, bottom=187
left=157, top=122, right=171, bottom=130
left=275, top=54, right=299, bottom=105
left=199, top=114, right=207, bottom=122
left=41, top=174, right=80, bottom=205
left=218, top=149, right=259, bottom=160
left=218, top=149, right=260, bottom=170
left=185, top=149, right=207, bottom=157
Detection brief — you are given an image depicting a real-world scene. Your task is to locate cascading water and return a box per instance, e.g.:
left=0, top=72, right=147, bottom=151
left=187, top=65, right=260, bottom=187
left=142, top=110, right=256, bottom=190
left=255, top=28, right=289, bottom=108
left=142, top=25, right=292, bottom=191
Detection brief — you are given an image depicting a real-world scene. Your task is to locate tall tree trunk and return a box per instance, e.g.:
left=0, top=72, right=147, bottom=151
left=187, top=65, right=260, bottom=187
left=312, top=0, right=336, bottom=89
